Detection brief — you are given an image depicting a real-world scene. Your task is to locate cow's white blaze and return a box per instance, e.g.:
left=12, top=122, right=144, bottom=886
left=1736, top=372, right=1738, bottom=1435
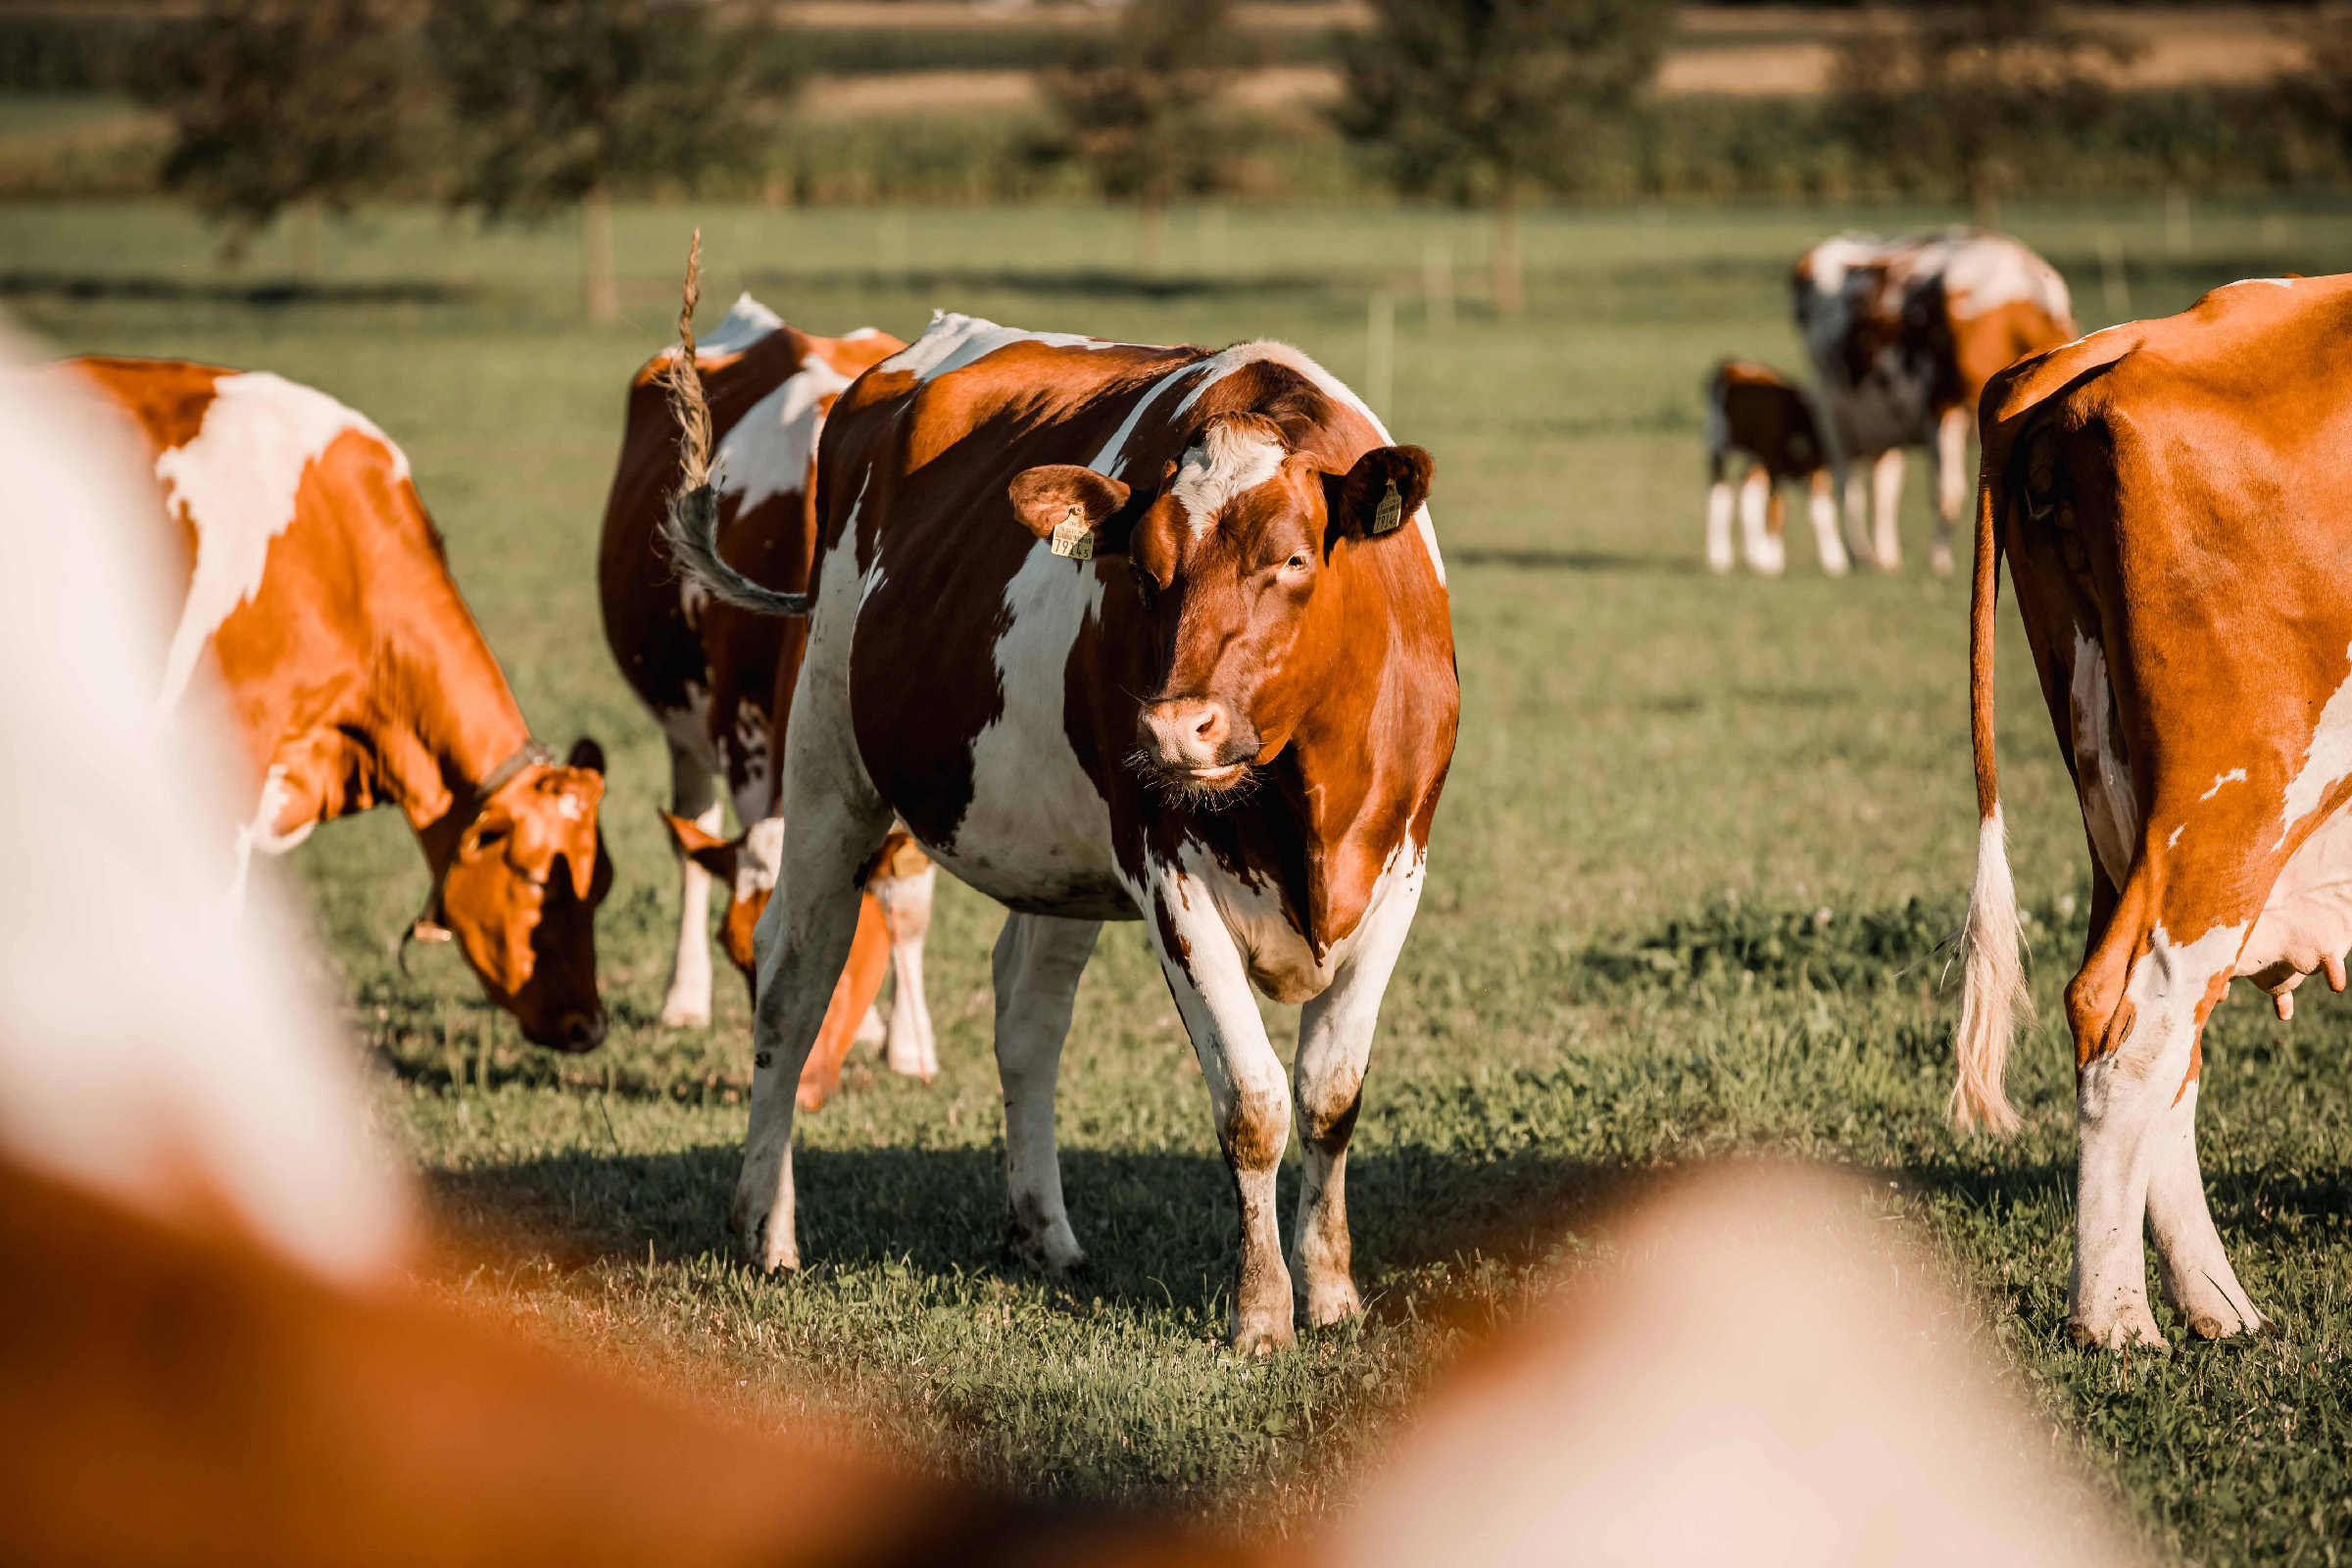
left=2277, top=641, right=2352, bottom=848
left=2070, top=629, right=2140, bottom=889
left=1172, top=419, right=1286, bottom=535
left=155, top=371, right=404, bottom=714
left=2073, top=919, right=2255, bottom=1347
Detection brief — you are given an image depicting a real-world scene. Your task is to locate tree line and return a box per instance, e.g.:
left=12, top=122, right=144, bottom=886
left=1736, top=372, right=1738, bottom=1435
left=122, top=0, right=2352, bottom=318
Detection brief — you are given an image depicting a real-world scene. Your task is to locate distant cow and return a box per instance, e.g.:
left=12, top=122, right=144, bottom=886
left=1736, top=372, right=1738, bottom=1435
left=1793, top=229, right=2076, bottom=574
left=1952, top=275, right=2352, bottom=1349
left=77, top=357, right=612, bottom=1052
left=598, top=296, right=937, bottom=1107
left=1703, top=359, right=1849, bottom=576
left=668, top=313, right=1459, bottom=1353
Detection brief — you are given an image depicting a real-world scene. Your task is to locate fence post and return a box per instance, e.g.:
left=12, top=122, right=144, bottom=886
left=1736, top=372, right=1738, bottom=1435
left=1367, top=290, right=1396, bottom=423
left=1423, top=241, right=1454, bottom=334
left=2096, top=228, right=2131, bottom=320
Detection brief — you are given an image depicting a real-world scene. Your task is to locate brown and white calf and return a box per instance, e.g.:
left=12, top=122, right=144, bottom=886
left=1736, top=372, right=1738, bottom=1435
left=599, top=296, right=939, bottom=1095
left=1953, top=274, right=2352, bottom=1348
left=1793, top=228, right=2076, bottom=575
left=76, top=356, right=612, bottom=1052
left=1703, top=359, right=1848, bottom=576
left=668, top=313, right=1458, bottom=1351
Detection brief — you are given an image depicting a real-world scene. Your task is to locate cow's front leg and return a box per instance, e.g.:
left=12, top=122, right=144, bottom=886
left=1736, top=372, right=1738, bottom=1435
left=731, top=787, right=890, bottom=1272
left=992, top=912, right=1101, bottom=1272
left=1805, top=469, right=1850, bottom=576
left=1146, top=871, right=1295, bottom=1353
left=2069, top=922, right=2248, bottom=1348
left=875, top=860, right=939, bottom=1081
left=1928, top=405, right=1969, bottom=578
left=1870, top=447, right=1905, bottom=569
left=659, top=740, right=721, bottom=1028
left=1293, top=855, right=1425, bottom=1327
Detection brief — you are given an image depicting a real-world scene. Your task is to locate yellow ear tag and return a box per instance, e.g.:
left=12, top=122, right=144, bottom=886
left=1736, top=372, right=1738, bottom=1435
left=1050, top=504, right=1094, bottom=561
left=1372, top=478, right=1404, bottom=534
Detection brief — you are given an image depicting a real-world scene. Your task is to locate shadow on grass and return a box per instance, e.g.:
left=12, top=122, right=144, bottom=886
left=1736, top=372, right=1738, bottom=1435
left=0, top=270, right=466, bottom=306
left=423, top=1140, right=1650, bottom=1319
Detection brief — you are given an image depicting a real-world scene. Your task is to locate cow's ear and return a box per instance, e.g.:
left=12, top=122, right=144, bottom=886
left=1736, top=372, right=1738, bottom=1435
left=566, top=737, right=606, bottom=774
left=1009, top=465, right=1130, bottom=560
left=660, top=810, right=737, bottom=880
left=1322, top=445, right=1434, bottom=546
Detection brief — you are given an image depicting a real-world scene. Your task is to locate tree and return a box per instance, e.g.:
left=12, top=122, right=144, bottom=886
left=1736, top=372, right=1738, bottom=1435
left=1830, top=1, right=2134, bottom=227
left=1038, top=0, right=1255, bottom=274
left=140, top=0, right=417, bottom=274
left=426, top=0, right=785, bottom=322
left=1335, top=0, right=1666, bottom=316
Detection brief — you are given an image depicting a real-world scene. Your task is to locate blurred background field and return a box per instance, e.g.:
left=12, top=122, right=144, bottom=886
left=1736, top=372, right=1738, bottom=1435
left=10, top=1, right=2352, bottom=1561
left=11, top=189, right=2350, bottom=1561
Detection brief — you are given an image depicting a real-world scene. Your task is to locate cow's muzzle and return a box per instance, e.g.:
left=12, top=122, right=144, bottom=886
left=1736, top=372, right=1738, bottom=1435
left=1136, top=699, right=1259, bottom=797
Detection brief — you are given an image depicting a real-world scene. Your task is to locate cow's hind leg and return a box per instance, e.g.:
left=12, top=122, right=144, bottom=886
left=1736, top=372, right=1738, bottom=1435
left=1293, top=858, right=1426, bottom=1327
left=1145, top=863, right=1295, bottom=1353
left=993, top=912, right=1101, bottom=1273
left=2066, top=889, right=2258, bottom=1348
left=1871, top=448, right=1905, bottom=569
left=729, top=736, right=891, bottom=1273
left=1704, top=454, right=1735, bottom=574
left=659, top=740, right=722, bottom=1029
left=1738, top=467, right=1784, bottom=576
left=1805, top=469, right=1850, bottom=576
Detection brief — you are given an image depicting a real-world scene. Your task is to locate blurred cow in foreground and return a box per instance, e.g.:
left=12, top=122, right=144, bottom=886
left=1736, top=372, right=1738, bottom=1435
left=1793, top=229, right=2076, bottom=575
left=75, top=355, right=612, bottom=1053
left=599, top=293, right=936, bottom=1108
left=1702, top=359, right=1849, bottom=577
left=1955, top=275, right=2352, bottom=1349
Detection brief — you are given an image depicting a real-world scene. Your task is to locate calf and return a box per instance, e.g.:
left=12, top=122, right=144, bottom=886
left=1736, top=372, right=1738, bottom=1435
left=1793, top=228, right=2076, bottom=574
left=667, top=312, right=1458, bottom=1351
left=76, top=357, right=612, bottom=1052
left=599, top=296, right=939, bottom=1103
left=1953, top=274, right=2352, bottom=1348
left=1702, top=359, right=1849, bottom=576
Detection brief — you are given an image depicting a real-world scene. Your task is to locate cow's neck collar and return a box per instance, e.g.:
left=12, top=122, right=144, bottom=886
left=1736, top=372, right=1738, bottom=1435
left=400, top=738, right=553, bottom=959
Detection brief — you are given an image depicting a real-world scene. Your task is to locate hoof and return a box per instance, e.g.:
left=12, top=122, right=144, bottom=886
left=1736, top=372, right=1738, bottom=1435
left=1004, top=1215, right=1087, bottom=1276
left=2068, top=1312, right=2167, bottom=1352
left=854, top=1004, right=887, bottom=1051
left=796, top=1081, right=832, bottom=1112
left=1230, top=1312, right=1296, bottom=1356
left=1929, top=544, right=1956, bottom=577
left=1305, top=1279, right=1364, bottom=1329
left=729, top=1202, right=799, bottom=1274
left=657, top=1003, right=711, bottom=1030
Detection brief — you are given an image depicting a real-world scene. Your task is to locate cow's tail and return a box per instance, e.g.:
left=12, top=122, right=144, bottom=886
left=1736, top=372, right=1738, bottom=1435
left=1951, top=467, right=2029, bottom=1136
left=654, top=229, right=811, bottom=618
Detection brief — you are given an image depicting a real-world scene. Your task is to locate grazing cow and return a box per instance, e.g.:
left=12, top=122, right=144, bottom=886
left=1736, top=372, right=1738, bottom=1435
left=599, top=296, right=938, bottom=1106
left=1952, top=274, right=2352, bottom=1348
left=75, top=356, right=612, bottom=1053
left=1702, top=359, right=1848, bottom=577
left=667, top=312, right=1457, bottom=1352
left=1793, top=228, right=2076, bottom=575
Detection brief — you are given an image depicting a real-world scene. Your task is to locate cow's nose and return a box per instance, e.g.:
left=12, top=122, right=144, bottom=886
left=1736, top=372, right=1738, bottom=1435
left=1141, top=698, right=1231, bottom=768
left=559, top=1009, right=607, bottom=1053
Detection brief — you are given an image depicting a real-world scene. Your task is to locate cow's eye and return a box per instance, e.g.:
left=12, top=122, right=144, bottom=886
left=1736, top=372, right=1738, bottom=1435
left=471, top=825, right=509, bottom=855
left=1284, top=553, right=1310, bottom=572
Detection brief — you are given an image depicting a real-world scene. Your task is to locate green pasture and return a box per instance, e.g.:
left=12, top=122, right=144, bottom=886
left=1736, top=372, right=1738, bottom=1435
left=7, top=196, right=2350, bottom=1561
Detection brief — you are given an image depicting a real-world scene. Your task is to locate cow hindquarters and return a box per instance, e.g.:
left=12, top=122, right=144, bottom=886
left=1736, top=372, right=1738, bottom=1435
left=2065, top=891, right=2261, bottom=1348
left=992, top=913, right=1101, bottom=1273
left=1292, top=852, right=1425, bottom=1327
left=660, top=743, right=722, bottom=1029
left=1146, top=859, right=1296, bottom=1353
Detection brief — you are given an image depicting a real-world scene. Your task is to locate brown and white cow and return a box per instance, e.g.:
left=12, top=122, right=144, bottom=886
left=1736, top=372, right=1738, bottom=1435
left=667, top=312, right=1458, bottom=1352
left=1951, top=274, right=2352, bottom=1348
left=75, top=357, right=612, bottom=1053
left=1793, top=229, right=2076, bottom=575
left=1702, top=359, right=1849, bottom=576
left=599, top=296, right=940, bottom=1104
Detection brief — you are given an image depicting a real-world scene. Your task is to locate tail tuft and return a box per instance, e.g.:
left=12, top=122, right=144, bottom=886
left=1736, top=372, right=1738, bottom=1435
left=1950, top=806, right=2030, bottom=1136
left=652, top=229, right=812, bottom=619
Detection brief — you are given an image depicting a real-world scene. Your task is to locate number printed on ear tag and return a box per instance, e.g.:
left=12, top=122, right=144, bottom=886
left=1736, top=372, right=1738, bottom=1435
left=1372, top=478, right=1404, bottom=534
left=1050, top=507, right=1094, bottom=560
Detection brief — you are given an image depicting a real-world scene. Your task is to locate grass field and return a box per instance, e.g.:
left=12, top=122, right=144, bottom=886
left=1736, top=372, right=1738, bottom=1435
left=7, top=195, right=2351, bottom=1562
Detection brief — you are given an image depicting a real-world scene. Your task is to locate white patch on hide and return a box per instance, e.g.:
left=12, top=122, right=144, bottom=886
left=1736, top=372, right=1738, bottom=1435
left=2278, top=642, right=2352, bottom=849
left=2070, top=628, right=2139, bottom=888
left=880, top=311, right=1113, bottom=385
left=715, top=355, right=854, bottom=517
left=155, top=371, right=405, bottom=715
left=735, top=815, right=785, bottom=900
left=2201, top=768, right=2248, bottom=801
left=699, top=293, right=785, bottom=359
